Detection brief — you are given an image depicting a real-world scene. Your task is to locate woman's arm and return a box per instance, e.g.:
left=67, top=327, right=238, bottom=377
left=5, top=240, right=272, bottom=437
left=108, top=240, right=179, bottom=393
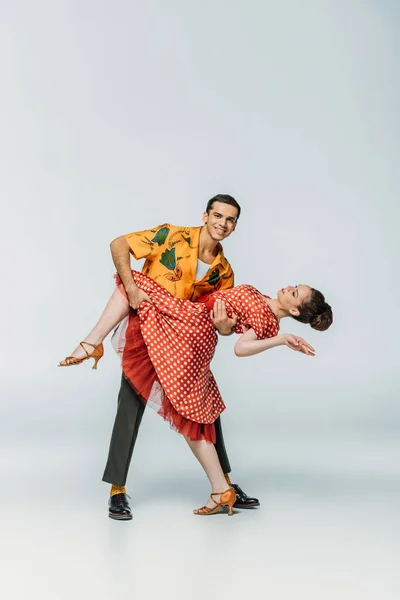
left=234, top=328, right=315, bottom=357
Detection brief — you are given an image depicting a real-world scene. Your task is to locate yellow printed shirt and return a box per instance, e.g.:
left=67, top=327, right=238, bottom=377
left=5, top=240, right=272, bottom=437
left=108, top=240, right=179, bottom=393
left=125, top=224, right=234, bottom=301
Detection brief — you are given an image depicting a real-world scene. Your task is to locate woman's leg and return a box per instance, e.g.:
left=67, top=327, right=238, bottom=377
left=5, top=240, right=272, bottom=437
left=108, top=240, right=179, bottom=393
left=61, top=288, right=129, bottom=361
left=185, top=437, right=231, bottom=509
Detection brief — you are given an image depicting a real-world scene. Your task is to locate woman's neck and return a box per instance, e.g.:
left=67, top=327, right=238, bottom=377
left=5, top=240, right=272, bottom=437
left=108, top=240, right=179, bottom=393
left=265, top=297, right=288, bottom=321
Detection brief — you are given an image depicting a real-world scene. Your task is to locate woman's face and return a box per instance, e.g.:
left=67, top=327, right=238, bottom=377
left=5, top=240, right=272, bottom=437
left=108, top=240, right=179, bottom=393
left=277, top=285, right=312, bottom=316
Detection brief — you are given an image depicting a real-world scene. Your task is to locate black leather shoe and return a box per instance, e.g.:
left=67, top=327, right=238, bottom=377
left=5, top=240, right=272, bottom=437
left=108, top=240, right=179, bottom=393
left=108, top=493, right=133, bottom=520
left=231, top=483, right=260, bottom=509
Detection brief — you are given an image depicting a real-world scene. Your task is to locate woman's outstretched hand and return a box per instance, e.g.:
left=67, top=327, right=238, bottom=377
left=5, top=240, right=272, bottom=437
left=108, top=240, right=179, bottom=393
left=282, top=333, right=315, bottom=356
left=210, top=299, right=238, bottom=336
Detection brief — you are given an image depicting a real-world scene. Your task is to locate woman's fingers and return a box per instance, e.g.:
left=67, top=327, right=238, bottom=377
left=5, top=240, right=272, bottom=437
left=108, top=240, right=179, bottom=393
left=301, top=345, right=315, bottom=356
left=286, top=336, right=316, bottom=356
left=298, top=340, right=316, bottom=356
left=291, top=336, right=315, bottom=352
left=297, top=337, right=315, bottom=353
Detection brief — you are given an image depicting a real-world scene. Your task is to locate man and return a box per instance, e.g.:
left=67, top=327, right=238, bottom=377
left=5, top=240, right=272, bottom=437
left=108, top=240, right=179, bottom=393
left=103, top=194, right=260, bottom=519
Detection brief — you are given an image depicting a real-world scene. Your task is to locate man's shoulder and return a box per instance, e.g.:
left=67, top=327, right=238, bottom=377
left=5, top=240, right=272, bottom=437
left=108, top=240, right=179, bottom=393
left=167, top=224, right=201, bottom=234
left=140, top=223, right=199, bottom=241
left=164, top=224, right=201, bottom=246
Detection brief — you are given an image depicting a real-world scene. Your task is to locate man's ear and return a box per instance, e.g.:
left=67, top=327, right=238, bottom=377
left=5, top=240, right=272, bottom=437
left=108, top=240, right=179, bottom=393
left=202, top=211, right=208, bottom=224
left=289, top=308, right=300, bottom=317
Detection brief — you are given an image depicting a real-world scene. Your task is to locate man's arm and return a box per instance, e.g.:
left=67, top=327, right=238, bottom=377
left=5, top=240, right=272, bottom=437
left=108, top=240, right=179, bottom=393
left=211, top=267, right=236, bottom=335
left=110, top=236, right=150, bottom=309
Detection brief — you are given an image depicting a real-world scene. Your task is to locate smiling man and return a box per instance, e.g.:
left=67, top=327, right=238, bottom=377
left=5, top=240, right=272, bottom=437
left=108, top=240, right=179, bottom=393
left=103, top=194, right=260, bottom=520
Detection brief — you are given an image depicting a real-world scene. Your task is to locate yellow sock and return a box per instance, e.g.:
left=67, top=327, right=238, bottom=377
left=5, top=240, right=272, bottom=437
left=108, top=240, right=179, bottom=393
left=224, top=473, right=232, bottom=485
left=110, top=484, right=126, bottom=497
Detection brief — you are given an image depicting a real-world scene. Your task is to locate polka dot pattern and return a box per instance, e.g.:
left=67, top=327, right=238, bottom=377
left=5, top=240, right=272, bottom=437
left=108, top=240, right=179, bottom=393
left=209, top=285, right=280, bottom=340
left=119, top=273, right=280, bottom=426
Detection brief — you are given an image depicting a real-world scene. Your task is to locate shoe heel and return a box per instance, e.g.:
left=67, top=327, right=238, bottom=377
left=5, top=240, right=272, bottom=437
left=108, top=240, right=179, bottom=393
left=222, top=488, right=236, bottom=516
left=92, top=356, right=101, bottom=370
left=227, top=497, right=235, bottom=515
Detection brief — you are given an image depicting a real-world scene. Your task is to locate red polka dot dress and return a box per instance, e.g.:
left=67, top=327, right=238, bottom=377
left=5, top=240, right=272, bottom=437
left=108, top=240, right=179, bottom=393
left=113, top=272, right=280, bottom=442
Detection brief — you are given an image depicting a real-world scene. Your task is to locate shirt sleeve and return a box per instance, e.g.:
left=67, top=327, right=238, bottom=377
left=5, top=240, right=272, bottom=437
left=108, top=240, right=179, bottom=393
left=124, top=224, right=171, bottom=261
left=246, top=310, right=280, bottom=340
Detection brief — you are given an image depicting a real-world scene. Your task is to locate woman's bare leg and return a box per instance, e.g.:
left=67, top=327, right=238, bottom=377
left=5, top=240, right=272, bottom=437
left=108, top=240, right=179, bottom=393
left=60, top=289, right=129, bottom=362
left=185, top=437, right=231, bottom=509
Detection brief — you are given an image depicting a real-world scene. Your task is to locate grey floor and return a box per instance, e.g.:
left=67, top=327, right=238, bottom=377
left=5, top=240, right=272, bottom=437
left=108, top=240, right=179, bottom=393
left=2, top=416, right=399, bottom=600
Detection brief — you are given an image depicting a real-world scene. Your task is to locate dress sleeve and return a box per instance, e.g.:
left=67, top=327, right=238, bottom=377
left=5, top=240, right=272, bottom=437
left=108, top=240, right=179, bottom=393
left=124, top=224, right=171, bottom=261
left=245, top=310, right=280, bottom=340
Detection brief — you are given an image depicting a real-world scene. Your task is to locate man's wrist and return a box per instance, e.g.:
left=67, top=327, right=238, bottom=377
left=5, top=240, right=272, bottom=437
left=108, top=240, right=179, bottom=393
left=215, top=325, right=233, bottom=335
left=124, top=281, right=137, bottom=295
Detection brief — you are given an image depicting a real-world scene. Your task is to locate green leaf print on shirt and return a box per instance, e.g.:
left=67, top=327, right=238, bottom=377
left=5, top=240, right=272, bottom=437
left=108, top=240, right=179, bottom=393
left=160, top=247, right=176, bottom=270
left=206, top=269, right=221, bottom=286
left=151, top=227, right=170, bottom=246
left=160, top=247, right=183, bottom=281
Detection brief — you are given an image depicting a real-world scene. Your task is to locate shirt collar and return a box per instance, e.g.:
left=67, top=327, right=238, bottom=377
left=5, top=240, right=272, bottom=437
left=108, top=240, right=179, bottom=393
left=210, top=243, right=229, bottom=271
left=194, top=226, right=229, bottom=271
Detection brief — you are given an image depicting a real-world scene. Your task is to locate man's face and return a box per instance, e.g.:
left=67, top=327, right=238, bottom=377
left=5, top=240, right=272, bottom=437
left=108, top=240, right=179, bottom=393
left=202, top=201, right=238, bottom=242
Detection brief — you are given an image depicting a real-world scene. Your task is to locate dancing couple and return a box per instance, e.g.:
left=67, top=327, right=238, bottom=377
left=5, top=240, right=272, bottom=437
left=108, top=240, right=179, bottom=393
left=59, top=194, right=332, bottom=519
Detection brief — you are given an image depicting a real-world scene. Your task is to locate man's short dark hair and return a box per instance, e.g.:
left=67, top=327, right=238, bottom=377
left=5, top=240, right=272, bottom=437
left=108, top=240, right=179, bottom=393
left=206, top=194, right=241, bottom=220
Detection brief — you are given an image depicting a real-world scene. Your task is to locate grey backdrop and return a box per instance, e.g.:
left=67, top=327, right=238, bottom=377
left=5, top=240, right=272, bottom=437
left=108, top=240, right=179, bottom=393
left=1, top=1, right=399, bottom=599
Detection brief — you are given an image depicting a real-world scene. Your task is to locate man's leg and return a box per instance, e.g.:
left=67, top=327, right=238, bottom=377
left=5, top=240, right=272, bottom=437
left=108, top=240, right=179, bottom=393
left=213, top=416, right=231, bottom=475
left=103, top=374, right=145, bottom=519
left=214, top=416, right=260, bottom=509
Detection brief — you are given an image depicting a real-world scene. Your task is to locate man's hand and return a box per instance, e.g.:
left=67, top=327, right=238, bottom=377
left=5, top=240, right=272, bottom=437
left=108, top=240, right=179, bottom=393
left=281, top=333, right=315, bottom=356
left=126, top=287, right=152, bottom=310
left=210, top=299, right=237, bottom=336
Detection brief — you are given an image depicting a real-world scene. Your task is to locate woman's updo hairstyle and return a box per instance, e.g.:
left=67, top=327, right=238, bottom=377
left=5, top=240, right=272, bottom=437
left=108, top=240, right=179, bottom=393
left=292, top=289, right=333, bottom=331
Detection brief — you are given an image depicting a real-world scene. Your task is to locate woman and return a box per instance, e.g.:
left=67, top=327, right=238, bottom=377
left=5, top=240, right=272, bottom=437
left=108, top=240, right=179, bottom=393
left=59, top=272, right=332, bottom=515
